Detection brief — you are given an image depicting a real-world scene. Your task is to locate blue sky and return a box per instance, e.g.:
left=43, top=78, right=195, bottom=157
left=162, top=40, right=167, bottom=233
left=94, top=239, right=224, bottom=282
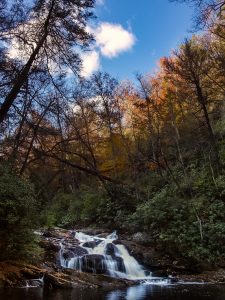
left=81, top=0, right=194, bottom=81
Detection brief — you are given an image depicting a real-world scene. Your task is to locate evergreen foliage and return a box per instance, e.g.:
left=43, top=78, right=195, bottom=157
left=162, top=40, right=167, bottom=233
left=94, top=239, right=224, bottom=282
left=0, top=165, right=39, bottom=260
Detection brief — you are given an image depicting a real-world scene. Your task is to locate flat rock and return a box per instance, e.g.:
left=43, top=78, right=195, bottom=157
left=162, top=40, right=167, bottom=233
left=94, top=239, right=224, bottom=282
left=47, top=268, right=134, bottom=289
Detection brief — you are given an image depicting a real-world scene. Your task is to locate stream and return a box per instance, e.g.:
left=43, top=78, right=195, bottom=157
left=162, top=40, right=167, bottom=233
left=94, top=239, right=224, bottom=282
left=1, top=230, right=225, bottom=299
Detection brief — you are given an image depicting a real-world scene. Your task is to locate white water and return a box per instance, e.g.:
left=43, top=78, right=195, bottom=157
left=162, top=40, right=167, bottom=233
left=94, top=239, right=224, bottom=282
left=59, top=230, right=171, bottom=284
left=115, top=244, right=147, bottom=279
left=59, top=242, right=67, bottom=268
left=21, top=275, right=45, bottom=289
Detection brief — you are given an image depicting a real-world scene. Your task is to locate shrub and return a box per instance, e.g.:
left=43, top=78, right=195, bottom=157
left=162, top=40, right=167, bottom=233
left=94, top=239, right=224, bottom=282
left=0, top=165, right=39, bottom=261
left=128, top=180, right=225, bottom=264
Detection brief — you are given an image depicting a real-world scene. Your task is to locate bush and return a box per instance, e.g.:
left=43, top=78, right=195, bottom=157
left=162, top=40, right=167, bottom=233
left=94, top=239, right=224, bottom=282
left=0, top=165, right=39, bottom=261
left=44, top=184, right=138, bottom=229
left=44, top=187, right=106, bottom=228
left=128, top=177, right=225, bottom=264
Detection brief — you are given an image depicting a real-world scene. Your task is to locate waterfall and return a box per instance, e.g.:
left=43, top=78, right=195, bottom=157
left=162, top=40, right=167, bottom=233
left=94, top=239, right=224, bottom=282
left=59, top=230, right=169, bottom=284
left=21, top=275, right=45, bottom=288
left=59, top=242, right=67, bottom=268
left=115, top=244, right=147, bottom=279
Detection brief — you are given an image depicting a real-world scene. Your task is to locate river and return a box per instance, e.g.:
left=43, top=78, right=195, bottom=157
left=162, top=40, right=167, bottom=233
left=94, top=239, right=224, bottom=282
left=1, top=284, right=225, bottom=300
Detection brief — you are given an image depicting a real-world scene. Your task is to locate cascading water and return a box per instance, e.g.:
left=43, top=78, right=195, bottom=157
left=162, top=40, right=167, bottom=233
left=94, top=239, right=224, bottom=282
left=115, top=244, right=146, bottom=279
left=59, top=230, right=170, bottom=284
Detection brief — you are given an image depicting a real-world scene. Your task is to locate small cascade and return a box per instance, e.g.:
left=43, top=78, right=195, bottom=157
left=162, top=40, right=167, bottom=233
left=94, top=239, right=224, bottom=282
left=75, top=232, right=96, bottom=243
left=59, top=230, right=170, bottom=284
left=59, top=242, right=67, bottom=268
left=21, top=275, right=45, bottom=288
left=115, top=244, right=147, bottom=279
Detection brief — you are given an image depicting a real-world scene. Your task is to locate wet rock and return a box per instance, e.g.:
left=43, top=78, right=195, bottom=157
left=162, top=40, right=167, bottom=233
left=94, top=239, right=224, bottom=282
left=43, top=228, right=73, bottom=239
left=79, top=254, right=125, bottom=275
left=43, top=230, right=62, bottom=239
left=80, top=254, right=106, bottom=274
left=70, top=269, right=134, bottom=288
left=71, top=246, right=88, bottom=256
left=82, top=240, right=102, bottom=248
left=61, top=239, right=80, bottom=249
left=44, top=272, right=81, bottom=288
left=45, top=268, right=133, bottom=289
left=113, top=256, right=126, bottom=273
left=105, top=243, right=117, bottom=256
left=62, top=250, right=75, bottom=260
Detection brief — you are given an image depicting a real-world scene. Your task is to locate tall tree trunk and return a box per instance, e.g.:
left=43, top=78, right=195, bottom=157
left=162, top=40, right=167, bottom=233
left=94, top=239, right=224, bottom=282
left=0, top=0, right=55, bottom=123
left=195, top=82, right=220, bottom=168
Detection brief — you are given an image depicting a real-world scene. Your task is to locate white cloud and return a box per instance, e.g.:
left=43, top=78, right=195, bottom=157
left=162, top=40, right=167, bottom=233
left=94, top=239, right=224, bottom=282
left=96, top=0, right=105, bottom=5
left=81, top=50, right=100, bottom=78
left=93, top=22, right=136, bottom=58
left=8, top=16, right=135, bottom=78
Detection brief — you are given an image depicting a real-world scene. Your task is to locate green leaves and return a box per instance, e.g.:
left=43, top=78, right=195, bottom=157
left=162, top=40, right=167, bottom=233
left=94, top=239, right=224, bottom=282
left=127, top=166, right=225, bottom=264
left=0, top=165, right=39, bottom=261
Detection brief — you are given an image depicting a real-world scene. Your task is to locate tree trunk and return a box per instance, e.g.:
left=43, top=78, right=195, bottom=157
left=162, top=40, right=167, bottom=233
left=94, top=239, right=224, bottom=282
left=0, top=0, right=55, bottom=123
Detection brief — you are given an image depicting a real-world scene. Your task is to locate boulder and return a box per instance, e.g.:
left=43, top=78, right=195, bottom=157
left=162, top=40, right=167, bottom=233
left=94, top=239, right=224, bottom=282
left=113, top=256, right=126, bottom=273
left=79, top=254, right=125, bottom=275
left=105, top=243, right=117, bottom=256
left=69, top=246, right=88, bottom=257
left=43, top=228, right=74, bottom=239
left=62, top=250, right=75, bottom=260
left=61, top=239, right=80, bottom=249
left=80, top=254, right=106, bottom=274
left=82, top=240, right=102, bottom=249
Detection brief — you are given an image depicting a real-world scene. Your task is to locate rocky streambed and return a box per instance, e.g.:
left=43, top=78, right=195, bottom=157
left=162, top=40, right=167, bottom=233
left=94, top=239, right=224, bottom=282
left=1, top=227, right=225, bottom=289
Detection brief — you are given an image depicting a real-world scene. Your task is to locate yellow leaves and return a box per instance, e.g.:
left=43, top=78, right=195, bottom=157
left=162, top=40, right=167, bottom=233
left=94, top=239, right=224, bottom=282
left=97, top=134, right=128, bottom=175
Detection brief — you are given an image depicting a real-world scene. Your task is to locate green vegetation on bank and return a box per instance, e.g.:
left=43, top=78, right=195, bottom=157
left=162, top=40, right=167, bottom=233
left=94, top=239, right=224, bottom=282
left=0, top=165, right=40, bottom=261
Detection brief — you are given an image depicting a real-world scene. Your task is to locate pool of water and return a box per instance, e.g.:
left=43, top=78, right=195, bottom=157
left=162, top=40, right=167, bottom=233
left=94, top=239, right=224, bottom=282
left=1, top=284, right=225, bottom=300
